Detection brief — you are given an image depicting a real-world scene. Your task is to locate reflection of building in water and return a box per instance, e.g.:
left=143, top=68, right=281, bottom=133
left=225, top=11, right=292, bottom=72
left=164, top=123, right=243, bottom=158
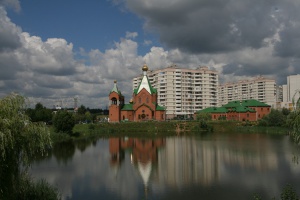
left=109, top=137, right=165, bottom=191
left=157, top=137, right=221, bottom=186
left=109, top=136, right=279, bottom=192
left=156, top=135, right=278, bottom=188
left=220, top=134, right=278, bottom=171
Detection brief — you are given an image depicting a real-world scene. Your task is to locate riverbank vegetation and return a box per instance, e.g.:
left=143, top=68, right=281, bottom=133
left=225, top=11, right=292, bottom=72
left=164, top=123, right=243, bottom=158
left=0, top=94, right=61, bottom=200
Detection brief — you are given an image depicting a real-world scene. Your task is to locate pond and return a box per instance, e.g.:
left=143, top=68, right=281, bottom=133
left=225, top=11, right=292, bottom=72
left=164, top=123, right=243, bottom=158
left=30, top=133, right=300, bottom=200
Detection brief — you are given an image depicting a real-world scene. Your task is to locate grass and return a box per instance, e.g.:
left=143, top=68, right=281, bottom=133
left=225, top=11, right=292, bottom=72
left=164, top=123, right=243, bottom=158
left=49, top=120, right=290, bottom=144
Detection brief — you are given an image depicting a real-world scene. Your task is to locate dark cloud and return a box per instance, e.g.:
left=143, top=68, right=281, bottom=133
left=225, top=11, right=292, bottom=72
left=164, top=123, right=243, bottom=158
left=274, top=23, right=300, bottom=58
left=125, top=0, right=279, bottom=53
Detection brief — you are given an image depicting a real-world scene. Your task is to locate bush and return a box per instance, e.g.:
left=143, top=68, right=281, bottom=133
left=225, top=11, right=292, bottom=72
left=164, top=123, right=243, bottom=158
left=259, top=109, right=286, bottom=127
left=52, top=110, right=75, bottom=134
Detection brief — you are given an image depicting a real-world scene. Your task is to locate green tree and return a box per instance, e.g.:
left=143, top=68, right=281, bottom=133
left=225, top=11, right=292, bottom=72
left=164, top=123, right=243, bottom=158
left=196, top=112, right=212, bottom=131
left=0, top=93, right=58, bottom=199
left=77, top=105, right=87, bottom=115
left=85, top=111, right=92, bottom=123
left=258, top=109, right=286, bottom=127
left=26, top=102, right=53, bottom=123
left=52, top=110, right=75, bottom=134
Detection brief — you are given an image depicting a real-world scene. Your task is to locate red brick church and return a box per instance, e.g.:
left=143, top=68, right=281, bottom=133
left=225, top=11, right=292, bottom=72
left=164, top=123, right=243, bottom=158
left=108, top=64, right=166, bottom=122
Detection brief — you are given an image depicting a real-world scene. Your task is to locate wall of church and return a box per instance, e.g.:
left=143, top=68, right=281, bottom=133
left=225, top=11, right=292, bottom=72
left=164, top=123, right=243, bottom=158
left=133, top=89, right=156, bottom=111
left=135, top=105, right=153, bottom=121
left=120, top=110, right=134, bottom=121
left=155, top=110, right=165, bottom=121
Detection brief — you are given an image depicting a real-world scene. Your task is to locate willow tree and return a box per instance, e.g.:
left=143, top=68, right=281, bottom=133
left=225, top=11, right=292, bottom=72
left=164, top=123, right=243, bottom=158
left=289, top=110, right=300, bottom=143
left=0, top=93, right=56, bottom=199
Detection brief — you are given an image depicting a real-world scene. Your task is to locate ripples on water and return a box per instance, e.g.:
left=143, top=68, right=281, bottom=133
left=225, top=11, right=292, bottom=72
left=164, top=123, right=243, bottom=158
left=30, top=133, right=300, bottom=200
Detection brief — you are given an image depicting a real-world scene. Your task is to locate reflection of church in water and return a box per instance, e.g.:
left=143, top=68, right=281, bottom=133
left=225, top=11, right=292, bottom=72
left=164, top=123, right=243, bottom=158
left=109, top=137, right=165, bottom=191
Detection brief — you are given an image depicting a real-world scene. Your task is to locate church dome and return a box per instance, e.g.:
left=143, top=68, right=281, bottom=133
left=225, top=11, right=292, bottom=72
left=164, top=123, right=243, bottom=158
left=142, top=64, right=148, bottom=71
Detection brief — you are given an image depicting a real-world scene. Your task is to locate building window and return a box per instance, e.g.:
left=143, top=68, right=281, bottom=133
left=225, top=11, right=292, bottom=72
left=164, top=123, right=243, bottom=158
left=111, top=97, right=117, bottom=105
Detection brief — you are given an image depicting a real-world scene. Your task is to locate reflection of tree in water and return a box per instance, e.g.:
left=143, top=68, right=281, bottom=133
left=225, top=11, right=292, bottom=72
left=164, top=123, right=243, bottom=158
left=52, top=141, right=76, bottom=164
left=76, top=138, right=98, bottom=152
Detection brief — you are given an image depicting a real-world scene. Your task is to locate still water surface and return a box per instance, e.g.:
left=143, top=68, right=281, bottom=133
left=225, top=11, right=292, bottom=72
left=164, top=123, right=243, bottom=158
left=30, top=133, right=300, bottom=200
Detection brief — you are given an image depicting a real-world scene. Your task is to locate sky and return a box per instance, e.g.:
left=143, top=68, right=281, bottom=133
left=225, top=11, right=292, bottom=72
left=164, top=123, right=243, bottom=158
left=1, top=0, right=300, bottom=108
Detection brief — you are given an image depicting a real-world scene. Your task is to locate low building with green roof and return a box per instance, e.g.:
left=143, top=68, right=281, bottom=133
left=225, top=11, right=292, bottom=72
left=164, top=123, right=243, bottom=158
left=194, top=99, right=271, bottom=121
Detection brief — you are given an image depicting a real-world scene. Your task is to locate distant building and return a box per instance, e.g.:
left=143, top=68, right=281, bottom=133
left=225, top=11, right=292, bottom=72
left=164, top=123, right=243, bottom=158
left=108, top=65, right=166, bottom=122
left=280, top=74, right=300, bottom=110
left=195, top=99, right=271, bottom=121
left=218, top=76, right=276, bottom=108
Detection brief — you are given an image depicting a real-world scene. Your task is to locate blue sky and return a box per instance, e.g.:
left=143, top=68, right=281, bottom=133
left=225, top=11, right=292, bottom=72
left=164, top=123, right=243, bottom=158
left=6, top=0, right=158, bottom=55
left=1, top=0, right=300, bottom=108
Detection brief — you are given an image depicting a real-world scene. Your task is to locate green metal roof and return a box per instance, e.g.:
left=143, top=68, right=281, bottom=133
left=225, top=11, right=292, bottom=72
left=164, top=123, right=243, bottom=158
left=156, top=104, right=165, bottom=111
left=134, top=75, right=157, bottom=95
left=223, top=99, right=270, bottom=108
left=121, top=104, right=133, bottom=111
left=241, top=99, right=270, bottom=107
left=110, top=82, right=122, bottom=95
left=233, top=105, right=256, bottom=113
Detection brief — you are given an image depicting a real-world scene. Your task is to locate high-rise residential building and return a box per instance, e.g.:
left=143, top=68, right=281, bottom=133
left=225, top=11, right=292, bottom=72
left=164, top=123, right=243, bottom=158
left=218, top=76, right=276, bottom=107
left=133, top=65, right=219, bottom=119
left=287, top=74, right=300, bottom=103
left=281, top=74, right=300, bottom=110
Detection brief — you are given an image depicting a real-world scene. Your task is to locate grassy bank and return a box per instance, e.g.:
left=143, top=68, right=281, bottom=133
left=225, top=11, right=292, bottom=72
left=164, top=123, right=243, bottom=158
left=49, top=120, right=290, bottom=144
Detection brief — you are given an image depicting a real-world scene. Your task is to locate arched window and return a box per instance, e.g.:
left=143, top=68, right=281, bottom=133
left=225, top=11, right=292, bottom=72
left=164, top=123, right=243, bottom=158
left=111, top=97, right=117, bottom=105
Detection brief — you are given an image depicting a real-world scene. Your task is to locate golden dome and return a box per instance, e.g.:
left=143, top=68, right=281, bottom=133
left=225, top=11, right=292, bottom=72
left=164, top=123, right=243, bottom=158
left=142, top=64, right=148, bottom=71
left=129, top=98, right=133, bottom=104
left=114, top=80, right=117, bottom=83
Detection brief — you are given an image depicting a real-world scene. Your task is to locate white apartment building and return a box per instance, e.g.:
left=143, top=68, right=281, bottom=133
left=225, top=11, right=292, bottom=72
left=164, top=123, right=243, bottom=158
left=133, top=65, right=218, bottom=119
left=281, top=74, right=300, bottom=110
left=218, top=76, right=276, bottom=107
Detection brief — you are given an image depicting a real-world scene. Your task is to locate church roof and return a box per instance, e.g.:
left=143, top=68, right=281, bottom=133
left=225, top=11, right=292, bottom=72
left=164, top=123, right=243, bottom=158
left=134, top=75, right=157, bottom=95
left=155, top=104, right=166, bottom=111
left=134, top=65, right=157, bottom=95
left=121, top=104, right=133, bottom=111
left=110, top=80, right=122, bottom=95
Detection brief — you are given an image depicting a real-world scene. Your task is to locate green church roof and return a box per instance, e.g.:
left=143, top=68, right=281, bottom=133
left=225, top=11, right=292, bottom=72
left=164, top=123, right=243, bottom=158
left=156, top=104, right=165, bottom=111
left=110, top=81, right=122, bottom=95
left=134, top=75, right=157, bottom=95
left=121, top=104, right=133, bottom=111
